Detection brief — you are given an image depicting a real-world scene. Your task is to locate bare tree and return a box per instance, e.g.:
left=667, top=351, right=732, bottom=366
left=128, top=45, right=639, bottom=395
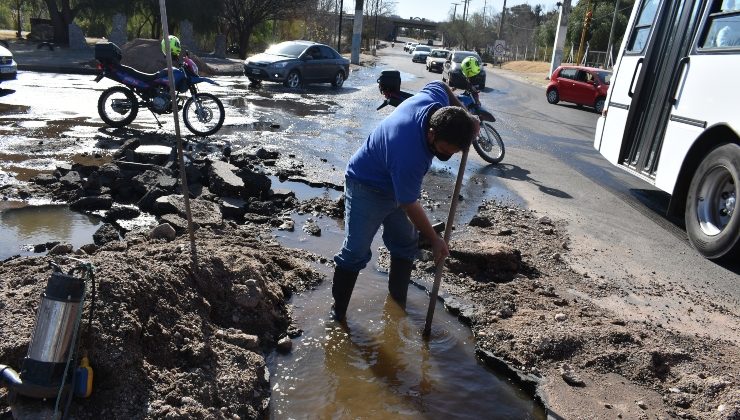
left=43, top=0, right=92, bottom=45
left=221, top=0, right=310, bottom=59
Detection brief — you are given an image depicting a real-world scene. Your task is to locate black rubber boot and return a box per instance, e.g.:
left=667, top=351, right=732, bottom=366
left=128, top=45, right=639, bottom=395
left=331, top=267, right=359, bottom=321
left=388, top=257, right=414, bottom=305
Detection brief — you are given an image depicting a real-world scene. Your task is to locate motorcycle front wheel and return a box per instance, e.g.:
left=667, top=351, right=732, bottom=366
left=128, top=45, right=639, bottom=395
left=98, top=86, right=138, bottom=128
left=183, top=93, right=225, bottom=136
left=473, top=122, right=505, bottom=164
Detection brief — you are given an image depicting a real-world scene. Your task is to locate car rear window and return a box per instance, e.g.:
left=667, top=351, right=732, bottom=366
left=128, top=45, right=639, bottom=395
left=415, top=46, right=431, bottom=52
left=558, top=68, right=578, bottom=80
left=266, top=42, right=309, bottom=57
left=430, top=50, right=449, bottom=58
left=452, top=52, right=481, bottom=63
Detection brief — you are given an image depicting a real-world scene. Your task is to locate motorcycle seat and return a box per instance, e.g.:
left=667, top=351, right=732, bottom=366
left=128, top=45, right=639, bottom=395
left=116, top=64, right=162, bottom=82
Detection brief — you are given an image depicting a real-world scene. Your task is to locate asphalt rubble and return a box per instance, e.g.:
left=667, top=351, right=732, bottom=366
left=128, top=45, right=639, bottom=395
left=0, top=43, right=738, bottom=420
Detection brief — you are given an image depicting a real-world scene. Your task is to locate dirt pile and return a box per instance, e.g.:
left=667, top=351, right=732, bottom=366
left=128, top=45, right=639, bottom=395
left=406, top=200, right=740, bottom=420
left=0, top=225, right=322, bottom=419
left=120, top=39, right=213, bottom=75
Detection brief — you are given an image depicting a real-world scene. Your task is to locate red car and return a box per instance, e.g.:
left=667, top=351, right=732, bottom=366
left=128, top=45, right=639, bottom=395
left=546, top=66, right=611, bottom=114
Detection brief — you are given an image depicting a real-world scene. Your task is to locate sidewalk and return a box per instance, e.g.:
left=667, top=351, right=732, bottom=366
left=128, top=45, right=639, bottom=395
left=4, top=38, right=244, bottom=76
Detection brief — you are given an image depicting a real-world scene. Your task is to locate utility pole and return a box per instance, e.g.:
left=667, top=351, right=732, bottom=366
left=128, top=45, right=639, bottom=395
left=548, top=0, right=571, bottom=77
left=351, top=0, right=364, bottom=65
left=462, top=0, right=470, bottom=22
left=576, top=0, right=592, bottom=66
left=498, top=0, right=507, bottom=39
left=451, top=2, right=459, bottom=21
left=337, top=0, right=344, bottom=52
left=605, top=0, right=620, bottom=68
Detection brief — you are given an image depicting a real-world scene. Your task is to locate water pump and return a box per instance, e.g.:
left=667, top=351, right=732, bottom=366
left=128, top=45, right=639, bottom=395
left=1, top=259, right=95, bottom=413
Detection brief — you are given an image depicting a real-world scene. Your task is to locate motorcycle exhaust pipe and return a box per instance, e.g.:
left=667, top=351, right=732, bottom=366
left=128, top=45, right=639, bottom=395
left=1, top=268, right=86, bottom=399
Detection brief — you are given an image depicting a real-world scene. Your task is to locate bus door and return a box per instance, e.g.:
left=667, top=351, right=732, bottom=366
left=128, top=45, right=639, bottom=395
left=596, top=0, right=702, bottom=178
left=622, top=0, right=705, bottom=179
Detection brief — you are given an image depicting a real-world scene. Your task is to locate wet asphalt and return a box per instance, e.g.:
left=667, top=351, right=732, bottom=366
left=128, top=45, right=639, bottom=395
left=0, top=45, right=737, bottom=338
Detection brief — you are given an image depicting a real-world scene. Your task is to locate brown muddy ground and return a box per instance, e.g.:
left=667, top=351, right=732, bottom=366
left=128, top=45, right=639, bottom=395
left=0, top=225, right=322, bottom=419
left=1, top=197, right=739, bottom=419
left=405, top=201, right=740, bottom=420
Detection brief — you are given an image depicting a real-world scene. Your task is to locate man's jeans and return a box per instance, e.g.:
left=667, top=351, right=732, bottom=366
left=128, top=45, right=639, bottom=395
left=334, top=178, right=418, bottom=272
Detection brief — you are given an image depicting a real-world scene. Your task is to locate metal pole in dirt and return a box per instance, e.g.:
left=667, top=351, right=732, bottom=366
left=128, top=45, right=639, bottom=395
left=423, top=145, right=470, bottom=338
left=158, top=0, right=198, bottom=268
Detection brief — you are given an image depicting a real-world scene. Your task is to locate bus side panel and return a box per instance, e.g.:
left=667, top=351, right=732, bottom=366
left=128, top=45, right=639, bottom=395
left=655, top=123, right=703, bottom=193
left=655, top=55, right=740, bottom=193
left=595, top=56, right=643, bottom=165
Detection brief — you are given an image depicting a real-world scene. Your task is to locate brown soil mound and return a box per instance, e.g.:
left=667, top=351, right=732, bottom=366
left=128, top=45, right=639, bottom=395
left=120, top=38, right=213, bottom=75
left=0, top=225, right=322, bottom=419
left=502, top=61, right=551, bottom=73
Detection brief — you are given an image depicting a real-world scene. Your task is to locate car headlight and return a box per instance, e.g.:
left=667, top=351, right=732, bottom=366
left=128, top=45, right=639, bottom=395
left=271, top=62, right=289, bottom=68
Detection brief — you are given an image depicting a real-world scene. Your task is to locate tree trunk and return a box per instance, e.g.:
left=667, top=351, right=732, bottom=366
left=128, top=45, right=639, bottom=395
left=15, top=1, right=22, bottom=38
left=44, top=0, right=78, bottom=46
left=238, top=28, right=253, bottom=60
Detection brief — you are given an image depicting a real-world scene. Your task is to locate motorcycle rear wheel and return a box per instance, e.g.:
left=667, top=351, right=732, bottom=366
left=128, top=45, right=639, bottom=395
left=183, top=93, right=225, bottom=136
left=473, top=122, right=505, bottom=164
left=98, top=86, right=138, bottom=128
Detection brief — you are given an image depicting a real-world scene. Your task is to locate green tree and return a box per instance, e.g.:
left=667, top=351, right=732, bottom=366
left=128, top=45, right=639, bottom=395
left=221, top=0, right=310, bottom=59
left=567, top=0, right=634, bottom=52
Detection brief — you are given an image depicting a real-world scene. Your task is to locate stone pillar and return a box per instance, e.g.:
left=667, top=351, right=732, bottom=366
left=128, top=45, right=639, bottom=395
left=214, top=34, right=226, bottom=59
left=180, top=20, right=196, bottom=52
left=109, top=13, right=127, bottom=46
left=68, top=23, right=89, bottom=50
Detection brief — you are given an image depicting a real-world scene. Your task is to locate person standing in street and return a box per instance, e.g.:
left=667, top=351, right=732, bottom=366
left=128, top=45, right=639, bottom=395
left=331, top=80, right=480, bottom=321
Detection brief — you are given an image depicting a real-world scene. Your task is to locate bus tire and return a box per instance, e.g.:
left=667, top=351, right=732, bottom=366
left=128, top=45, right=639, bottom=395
left=685, top=143, right=740, bottom=260
left=547, top=88, right=559, bottom=104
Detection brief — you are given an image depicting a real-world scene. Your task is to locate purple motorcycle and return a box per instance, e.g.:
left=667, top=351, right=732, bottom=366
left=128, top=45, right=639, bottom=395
left=94, top=42, right=224, bottom=136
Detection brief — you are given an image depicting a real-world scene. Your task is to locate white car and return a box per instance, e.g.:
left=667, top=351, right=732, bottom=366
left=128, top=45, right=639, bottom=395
left=411, top=45, right=432, bottom=63
left=0, top=44, right=17, bottom=83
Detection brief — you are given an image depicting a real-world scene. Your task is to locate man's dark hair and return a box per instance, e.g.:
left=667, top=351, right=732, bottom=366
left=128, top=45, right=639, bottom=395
left=429, top=106, right=475, bottom=148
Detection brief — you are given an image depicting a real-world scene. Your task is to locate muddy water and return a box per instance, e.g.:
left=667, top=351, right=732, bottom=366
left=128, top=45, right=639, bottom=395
left=270, top=213, right=544, bottom=419
left=0, top=202, right=101, bottom=260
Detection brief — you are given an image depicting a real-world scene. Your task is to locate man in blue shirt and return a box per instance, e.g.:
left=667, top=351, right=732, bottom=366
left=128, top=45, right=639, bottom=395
left=331, top=80, right=479, bottom=321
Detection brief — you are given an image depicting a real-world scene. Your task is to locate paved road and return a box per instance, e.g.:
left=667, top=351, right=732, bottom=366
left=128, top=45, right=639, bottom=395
left=378, top=44, right=739, bottom=342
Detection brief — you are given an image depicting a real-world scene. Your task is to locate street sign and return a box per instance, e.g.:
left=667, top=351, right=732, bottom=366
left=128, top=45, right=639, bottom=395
left=493, top=40, right=506, bottom=57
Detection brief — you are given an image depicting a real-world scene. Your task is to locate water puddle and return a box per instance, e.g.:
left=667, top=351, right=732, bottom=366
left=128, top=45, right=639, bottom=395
left=269, top=176, right=342, bottom=202
left=0, top=203, right=101, bottom=260
left=269, top=211, right=544, bottom=419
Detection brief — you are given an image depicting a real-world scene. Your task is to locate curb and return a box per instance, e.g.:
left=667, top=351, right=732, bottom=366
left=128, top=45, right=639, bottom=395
left=18, top=64, right=99, bottom=76
left=16, top=64, right=243, bottom=77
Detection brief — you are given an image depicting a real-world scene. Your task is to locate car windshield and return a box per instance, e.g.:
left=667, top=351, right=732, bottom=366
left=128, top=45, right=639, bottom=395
left=597, top=71, right=612, bottom=84
left=265, top=42, right=308, bottom=57
left=414, top=46, right=431, bottom=52
left=452, top=52, right=480, bottom=63
left=430, top=50, right=448, bottom=58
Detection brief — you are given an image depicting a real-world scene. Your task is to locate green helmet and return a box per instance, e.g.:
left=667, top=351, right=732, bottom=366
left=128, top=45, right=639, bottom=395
left=161, top=35, right=181, bottom=57
left=461, top=56, right=481, bottom=78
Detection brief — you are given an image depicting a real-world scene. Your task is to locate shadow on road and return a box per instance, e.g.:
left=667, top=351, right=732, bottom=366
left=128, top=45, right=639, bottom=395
left=476, top=163, right=573, bottom=199
left=0, top=88, right=16, bottom=97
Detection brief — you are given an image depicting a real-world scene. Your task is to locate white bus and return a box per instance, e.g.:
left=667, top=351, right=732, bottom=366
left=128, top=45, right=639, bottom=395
left=595, top=0, right=739, bottom=260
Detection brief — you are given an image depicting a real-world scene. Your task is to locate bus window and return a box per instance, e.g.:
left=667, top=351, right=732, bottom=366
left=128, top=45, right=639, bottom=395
left=700, top=0, right=740, bottom=49
left=627, top=0, right=662, bottom=53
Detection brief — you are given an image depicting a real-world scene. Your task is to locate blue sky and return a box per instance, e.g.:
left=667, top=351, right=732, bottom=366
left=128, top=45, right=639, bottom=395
left=391, top=0, right=573, bottom=22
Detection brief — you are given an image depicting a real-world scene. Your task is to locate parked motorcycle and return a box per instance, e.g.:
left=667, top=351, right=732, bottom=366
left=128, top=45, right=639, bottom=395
left=93, top=42, right=225, bottom=136
left=376, top=70, right=505, bottom=164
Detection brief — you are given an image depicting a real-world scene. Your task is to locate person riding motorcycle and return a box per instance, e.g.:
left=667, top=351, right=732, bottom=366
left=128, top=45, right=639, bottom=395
left=459, top=56, right=482, bottom=106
